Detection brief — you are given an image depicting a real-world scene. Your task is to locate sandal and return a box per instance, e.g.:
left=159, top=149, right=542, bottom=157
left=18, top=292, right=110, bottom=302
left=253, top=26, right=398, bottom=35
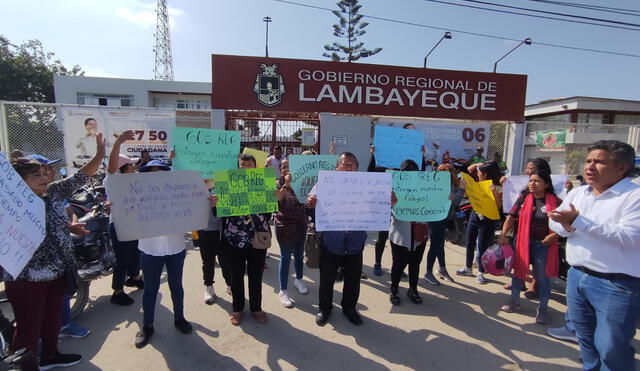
left=252, top=311, right=268, bottom=324
left=230, top=312, right=243, bottom=326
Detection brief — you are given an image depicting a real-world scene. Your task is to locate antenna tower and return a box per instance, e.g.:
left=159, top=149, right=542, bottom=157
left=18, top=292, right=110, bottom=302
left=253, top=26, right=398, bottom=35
left=154, top=0, right=174, bottom=80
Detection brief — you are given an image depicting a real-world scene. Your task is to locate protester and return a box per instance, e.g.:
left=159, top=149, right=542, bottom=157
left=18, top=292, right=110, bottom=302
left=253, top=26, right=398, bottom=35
left=468, top=146, right=486, bottom=165
left=134, top=159, right=192, bottom=349
left=107, top=131, right=144, bottom=306
left=5, top=134, right=104, bottom=370
left=548, top=140, right=640, bottom=370
left=266, top=145, right=284, bottom=178
left=306, top=152, right=368, bottom=326
left=456, top=161, right=503, bottom=284
left=214, top=154, right=272, bottom=326
left=388, top=160, right=426, bottom=305
left=494, top=153, right=508, bottom=175
left=274, top=158, right=309, bottom=308
left=424, top=164, right=461, bottom=285
left=498, top=169, right=561, bottom=324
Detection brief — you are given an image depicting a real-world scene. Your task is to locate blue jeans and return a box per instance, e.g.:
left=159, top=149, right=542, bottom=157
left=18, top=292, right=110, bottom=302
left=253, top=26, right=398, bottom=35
left=278, top=241, right=304, bottom=291
left=426, top=220, right=446, bottom=272
left=61, top=295, right=71, bottom=327
left=140, top=249, right=186, bottom=327
left=511, top=239, right=551, bottom=309
left=465, top=211, right=496, bottom=273
left=567, top=267, right=640, bottom=371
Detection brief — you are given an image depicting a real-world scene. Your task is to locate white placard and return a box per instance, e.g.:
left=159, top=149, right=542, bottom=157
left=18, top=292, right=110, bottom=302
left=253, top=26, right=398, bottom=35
left=0, top=152, right=46, bottom=278
left=503, top=175, right=568, bottom=212
left=315, top=171, right=391, bottom=231
left=107, top=170, right=209, bottom=241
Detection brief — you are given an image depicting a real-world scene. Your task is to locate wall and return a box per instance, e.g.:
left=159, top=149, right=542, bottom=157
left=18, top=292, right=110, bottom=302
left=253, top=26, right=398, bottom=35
left=319, top=113, right=371, bottom=171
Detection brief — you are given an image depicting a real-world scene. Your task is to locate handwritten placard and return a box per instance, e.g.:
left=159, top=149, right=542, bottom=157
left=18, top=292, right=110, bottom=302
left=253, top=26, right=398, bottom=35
left=373, top=125, right=423, bottom=169
left=391, top=171, right=451, bottom=222
left=107, top=170, right=209, bottom=241
left=461, top=172, right=500, bottom=220
left=316, top=171, right=392, bottom=231
left=242, top=148, right=269, bottom=168
left=289, top=155, right=338, bottom=203
left=502, top=175, right=568, bottom=212
left=0, top=152, right=46, bottom=278
left=171, top=127, right=239, bottom=179
left=214, top=168, right=278, bottom=217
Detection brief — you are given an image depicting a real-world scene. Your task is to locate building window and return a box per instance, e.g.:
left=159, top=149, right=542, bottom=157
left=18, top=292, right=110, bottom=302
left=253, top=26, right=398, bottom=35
left=614, top=114, right=640, bottom=125
left=76, top=93, right=134, bottom=107
left=98, top=98, right=107, bottom=106
left=577, top=113, right=610, bottom=124
left=529, top=113, right=571, bottom=122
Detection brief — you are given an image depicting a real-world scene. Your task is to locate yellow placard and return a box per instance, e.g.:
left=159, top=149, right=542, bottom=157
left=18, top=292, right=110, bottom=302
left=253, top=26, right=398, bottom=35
left=242, top=148, right=269, bottom=168
left=461, top=172, right=500, bottom=220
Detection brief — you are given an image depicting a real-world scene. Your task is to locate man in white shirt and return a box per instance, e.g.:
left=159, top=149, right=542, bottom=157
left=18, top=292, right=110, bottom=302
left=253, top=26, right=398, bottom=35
left=548, top=140, right=640, bottom=371
left=266, top=145, right=283, bottom=178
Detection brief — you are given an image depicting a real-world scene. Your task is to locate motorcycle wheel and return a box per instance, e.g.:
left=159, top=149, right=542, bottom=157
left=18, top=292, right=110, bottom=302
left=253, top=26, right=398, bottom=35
left=70, top=281, right=90, bottom=320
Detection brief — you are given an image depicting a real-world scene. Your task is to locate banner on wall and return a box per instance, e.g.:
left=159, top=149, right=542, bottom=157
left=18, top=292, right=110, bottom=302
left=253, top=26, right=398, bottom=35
left=59, top=107, right=175, bottom=173
left=376, top=119, right=491, bottom=164
left=212, top=54, right=527, bottom=122
left=536, top=129, right=567, bottom=151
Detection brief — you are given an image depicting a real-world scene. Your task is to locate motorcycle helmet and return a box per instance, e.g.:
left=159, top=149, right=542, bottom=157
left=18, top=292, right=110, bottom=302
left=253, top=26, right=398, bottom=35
left=481, top=244, right=513, bottom=276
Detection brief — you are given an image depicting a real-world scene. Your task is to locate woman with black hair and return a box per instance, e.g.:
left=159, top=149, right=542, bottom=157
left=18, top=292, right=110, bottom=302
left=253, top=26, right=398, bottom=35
left=498, top=169, right=561, bottom=324
left=456, top=161, right=503, bottom=284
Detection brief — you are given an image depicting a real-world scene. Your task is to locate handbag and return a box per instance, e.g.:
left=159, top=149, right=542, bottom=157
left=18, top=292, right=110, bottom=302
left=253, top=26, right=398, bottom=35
left=64, top=263, right=81, bottom=296
left=249, top=216, right=272, bottom=250
left=304, top=223, right=321, bottom=269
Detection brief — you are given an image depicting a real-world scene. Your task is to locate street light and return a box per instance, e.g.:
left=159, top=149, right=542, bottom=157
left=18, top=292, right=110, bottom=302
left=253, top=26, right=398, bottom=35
left=263, top=16, right=272, bottom=58
left=423, top=32, right=452, bottom=68
left=493, top=38, right=532, bottom=73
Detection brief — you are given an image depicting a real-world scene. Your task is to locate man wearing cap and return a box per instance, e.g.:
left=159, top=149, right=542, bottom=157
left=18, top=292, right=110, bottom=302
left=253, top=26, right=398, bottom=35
left=469, top=146, right=487, bottom=165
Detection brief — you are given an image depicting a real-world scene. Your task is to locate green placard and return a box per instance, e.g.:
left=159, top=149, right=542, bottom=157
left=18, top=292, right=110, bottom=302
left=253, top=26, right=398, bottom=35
left=288, top=155, right=338, bottom=203
left=391, top=171, right=451, bottom=222
left=171, top=127, right=239, bottom=178
left=214, top=168, right=278, bottom=217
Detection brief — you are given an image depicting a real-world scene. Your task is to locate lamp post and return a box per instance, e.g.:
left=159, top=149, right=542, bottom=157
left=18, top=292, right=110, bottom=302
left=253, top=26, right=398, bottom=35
left=493, top=38, right=532, bottom=73
left=423, top=32, right=452, bottom=68
left=263, top=16, right=272, bottom=58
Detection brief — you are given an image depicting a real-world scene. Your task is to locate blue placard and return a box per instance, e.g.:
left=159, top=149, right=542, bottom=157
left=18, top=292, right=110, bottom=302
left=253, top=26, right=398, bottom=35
left=373, top=125, right=423, bottom=169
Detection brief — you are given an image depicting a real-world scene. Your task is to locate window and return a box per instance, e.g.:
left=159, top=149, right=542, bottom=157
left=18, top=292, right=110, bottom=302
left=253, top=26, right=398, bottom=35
left=578, top=113, right=610, bottom=124
left=76, top=93, right=134, bottom=107
left=529, top=113, right=571, bottom=122
left=98, top=98, right=107, bottom=106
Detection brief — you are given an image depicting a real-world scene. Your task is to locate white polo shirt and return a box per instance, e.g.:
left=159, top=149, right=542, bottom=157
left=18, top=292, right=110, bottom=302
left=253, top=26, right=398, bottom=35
left=138, top=233, right=186, bottom=257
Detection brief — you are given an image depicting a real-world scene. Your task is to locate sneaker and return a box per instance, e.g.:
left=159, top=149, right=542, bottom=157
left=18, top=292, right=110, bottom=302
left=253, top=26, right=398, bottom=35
left=135, top=325, right=154, bottom=349
left=424, top=272, right=440, bottom=286
left=39, top=352, right=82, bottom=370
left=125, top=277, right=144, bottom=289
left=476, top=273, right=487, bottom=284
left=174, top=318, right=193, bottom=334
left=389, top=288, right=401, bottom=305
left=436, top=268, right=455, bottom=283
left=59, top=322, right=90, bottom=338
left=500, top=300, right=522, bottom=313
left=293, top=278, right=308, bottom=295
left=110, top=291, right=134, bottom=306
left=455, top=267, right=473, bottom=276
left=361, top=272, right=368, bottom=279
left=226, top=285, right=232, bottom=295
left=203, top=285, right=216, bottom=304
left=406, top=288, right=423, bottom=304
left=536, top=307, right=552, bottom=325
left=547, top=326, right=579, bottom=344
left=279, top=290, right=294, bottom=308
left=373, top=264, right=383, bottom=276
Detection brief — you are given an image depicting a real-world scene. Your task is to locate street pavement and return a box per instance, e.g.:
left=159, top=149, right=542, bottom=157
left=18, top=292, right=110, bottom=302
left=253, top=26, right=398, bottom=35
left=53, top=234, right=639, bottom=370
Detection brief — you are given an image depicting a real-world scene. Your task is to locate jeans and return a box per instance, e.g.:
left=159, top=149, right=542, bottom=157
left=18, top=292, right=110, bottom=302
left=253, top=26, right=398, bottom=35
left=140, top=249, right=186, bottom=327
left=278, top=240, right=304, bottom=291
left=391, top=242, right=426, bottom=290
left=465, top=211, right=497, bottom=273
left=226, top=243, right=267, bottom=312
left=61, top=295, right=71, bottom=327
left=510, top=239, right=551, bottom=309
left=198, top=230, right=231, bottom=287
left=110, top=223, right=140, bottom=291
left=374, top=231, right=389, bottom=266
left=567, top=267, right=640, bottom=371
left=426, top=220, right=446, bottom=272
left=318, top=247, right=363, bottom=314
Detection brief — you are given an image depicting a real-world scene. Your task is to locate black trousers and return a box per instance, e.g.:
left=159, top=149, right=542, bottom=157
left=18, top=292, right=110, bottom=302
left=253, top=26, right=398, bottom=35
left=390, top=242, right=426, bottom=290
left=110, top=223, right=140, bottom=291
left=198, top=230, right=231, bottom=287
left=226, top=242, right=267, bottom=312
left=374, top=230, right=389, bottom=266
left=318, top=247, right=363, bottom=314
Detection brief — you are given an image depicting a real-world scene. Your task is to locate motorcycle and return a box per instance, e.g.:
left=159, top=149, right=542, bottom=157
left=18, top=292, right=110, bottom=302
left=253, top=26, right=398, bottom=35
left=445, top=199, right=472, bottom=246
left=0, top=301, right=34, bottom=370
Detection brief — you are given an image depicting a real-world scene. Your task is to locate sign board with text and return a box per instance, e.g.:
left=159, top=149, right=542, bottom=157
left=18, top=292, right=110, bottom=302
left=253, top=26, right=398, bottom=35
left=391, top=171, right=451, bottom=222
left=373, top=126, right=424, bottom=169
left=461, top=172, right=500, bottom=220
left=212, top=54, right=527, bottom=122
left=171, top=127, right=239, bottom=179
left=214, top=168, right=278, bottom=217
left=289, top=155, right=338, bottom=203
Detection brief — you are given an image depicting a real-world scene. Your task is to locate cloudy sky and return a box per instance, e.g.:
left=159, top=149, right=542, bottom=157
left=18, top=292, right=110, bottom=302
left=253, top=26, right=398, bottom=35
left=2, top=0, right=638, bottom=104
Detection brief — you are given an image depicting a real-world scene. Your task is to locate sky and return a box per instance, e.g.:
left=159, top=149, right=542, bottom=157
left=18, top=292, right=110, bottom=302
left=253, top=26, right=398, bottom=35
left=1, top=0, right=638, bottom=104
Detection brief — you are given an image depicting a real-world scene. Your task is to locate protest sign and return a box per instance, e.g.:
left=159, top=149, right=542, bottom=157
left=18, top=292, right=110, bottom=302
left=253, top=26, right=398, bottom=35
left=214, top=168, right=278, bottom=217
left=288, top=155, right=338, bottom=203
left=461, top=172, right=500, bottom=220
left=391, top=171, right=451, bottom=222
left=60, top=106, right=175, bottom=174
left=373, top=125, right=423, bottom=169
left=377, top=119, right=491, bottom=164
left=242, top=148, right=269, bottom=168
left=315, top=171, right=392, bottom=231
left=107, top=170, right=209, bottom=241
left=502, top=175, right=569, bottom=212
left=0, top=152, right=46, bottom=278
left=171, top=127, right=239, bottom=179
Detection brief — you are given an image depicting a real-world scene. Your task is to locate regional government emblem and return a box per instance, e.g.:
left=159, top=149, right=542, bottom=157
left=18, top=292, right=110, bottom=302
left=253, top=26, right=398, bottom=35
left=253, top=64, right=285, bottom=107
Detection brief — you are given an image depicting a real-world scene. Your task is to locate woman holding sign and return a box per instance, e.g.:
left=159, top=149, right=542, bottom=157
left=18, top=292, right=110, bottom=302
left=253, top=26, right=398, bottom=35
left=456, top=161, right=503, bottom=284
left=6, top=134, right=105, bottom=371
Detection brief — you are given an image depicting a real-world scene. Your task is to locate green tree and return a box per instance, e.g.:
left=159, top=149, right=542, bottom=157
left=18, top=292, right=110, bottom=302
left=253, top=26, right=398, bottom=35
left=323, top=0, right=382, bottom=62
left=0, top=35, right=83, bottom=103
